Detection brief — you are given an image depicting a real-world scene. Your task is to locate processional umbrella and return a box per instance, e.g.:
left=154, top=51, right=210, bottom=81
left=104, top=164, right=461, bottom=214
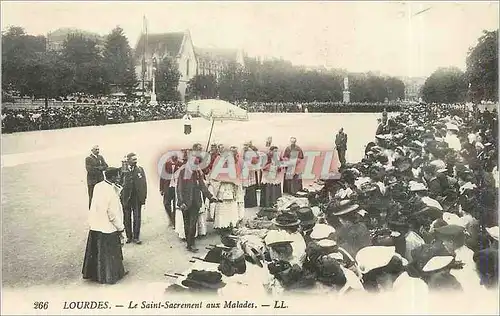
left=186, top=99, right=249, bottom=151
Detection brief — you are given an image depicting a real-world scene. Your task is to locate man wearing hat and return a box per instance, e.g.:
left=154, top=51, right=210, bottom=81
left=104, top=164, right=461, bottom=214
left=177, top=144, right=221, bottom=252
left=85, top=145, right=109, bottom=209
left=121, top=153, right=147, bottom=245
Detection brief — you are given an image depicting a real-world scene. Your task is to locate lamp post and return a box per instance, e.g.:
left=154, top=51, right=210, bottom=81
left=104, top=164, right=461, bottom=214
left=149, top=56, right=159, bottom=106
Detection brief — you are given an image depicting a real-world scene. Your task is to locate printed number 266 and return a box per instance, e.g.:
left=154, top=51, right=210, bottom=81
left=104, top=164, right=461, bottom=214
left=34, top=302, right=49, bottom=310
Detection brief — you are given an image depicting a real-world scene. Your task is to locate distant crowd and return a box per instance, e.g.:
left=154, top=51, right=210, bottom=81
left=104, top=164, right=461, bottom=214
left=1, top=101, right=405, bottom=134
left=1, top=102, right=184, bottom=133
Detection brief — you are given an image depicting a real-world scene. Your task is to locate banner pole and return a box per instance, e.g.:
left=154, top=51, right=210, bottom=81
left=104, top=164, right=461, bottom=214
left=206, top=117, right=215, bottom=152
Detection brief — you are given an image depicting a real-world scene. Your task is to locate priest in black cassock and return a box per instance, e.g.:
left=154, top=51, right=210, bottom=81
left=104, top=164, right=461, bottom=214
left=282, top=137, right=304, bottom=195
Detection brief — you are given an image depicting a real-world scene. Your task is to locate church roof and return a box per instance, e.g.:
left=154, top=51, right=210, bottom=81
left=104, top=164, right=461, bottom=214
left=134, top=32, right=185, bottom=60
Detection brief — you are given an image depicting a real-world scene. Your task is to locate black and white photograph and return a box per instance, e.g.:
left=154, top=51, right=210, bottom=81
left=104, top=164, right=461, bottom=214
left=1, top=1, right=499, bottom=315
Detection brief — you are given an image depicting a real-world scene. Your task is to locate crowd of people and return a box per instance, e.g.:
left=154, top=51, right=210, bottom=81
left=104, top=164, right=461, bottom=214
left=2, top=101, right=403, bottom=133
left=1, top=102, right=185, bottom=133
left=81, top=97, right=499, bottom=299
left=158, top=104, right=498, bottom=296
left=239, top=101, right=402, bottom=113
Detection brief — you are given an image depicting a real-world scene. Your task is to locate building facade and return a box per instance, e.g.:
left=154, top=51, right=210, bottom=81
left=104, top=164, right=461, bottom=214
left=134, top=30, right=198, bottom=101
left=195, top=47, right=245, bottom=80
left=400, top=76, right=427, bottom=102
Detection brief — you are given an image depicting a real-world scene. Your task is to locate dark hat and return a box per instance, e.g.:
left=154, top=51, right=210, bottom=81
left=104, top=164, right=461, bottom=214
left=365, top=142, right=377, bottom=155
left=297, top=207, right=317, bottom=226
left=315, top=256, right=347, bottom=286
left=181, top=270, right=226, bottom=290
left=272, top=212, right=301, bottom=227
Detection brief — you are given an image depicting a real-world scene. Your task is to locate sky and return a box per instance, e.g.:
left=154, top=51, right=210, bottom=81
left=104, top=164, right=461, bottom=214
left=1, top=1, right=498, bottom=78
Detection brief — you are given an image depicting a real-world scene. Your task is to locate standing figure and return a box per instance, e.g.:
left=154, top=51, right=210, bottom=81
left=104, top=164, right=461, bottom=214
left=182, top=112, right=192, bottom=135
left=82, top=167, right=127, bottom=284
left=85, top=145, right=108, bottom=209
left=260, top=146, right=284, bottom=207
left=210, top=148, right=245, bottom=235
left=177, top=144, right=220, bottom=253
left=376, top=110, right=390, bottom=135
left=283, top=137, right=304, bottom=195
left=160, top=153, right=182, bottom=228
left=242, top=142, right=259, bottom=208
left=335, top=128, right=348, bottom=169
left=121, top=153, right=147, bottom=245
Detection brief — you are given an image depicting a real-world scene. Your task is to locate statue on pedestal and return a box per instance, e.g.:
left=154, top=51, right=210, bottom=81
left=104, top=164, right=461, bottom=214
left=343, top=76, right=350, bottom=104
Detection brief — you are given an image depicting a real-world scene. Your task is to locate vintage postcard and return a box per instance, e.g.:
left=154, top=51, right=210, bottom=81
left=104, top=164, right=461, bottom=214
left=1, top=1, right=499, bottom=315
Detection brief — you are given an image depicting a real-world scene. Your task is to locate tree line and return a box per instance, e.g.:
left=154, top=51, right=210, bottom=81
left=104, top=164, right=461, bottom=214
left=187, top=58, right=406, bottom=103
left=422, top=29, right=498, bottom=104
left=2, top=26, right=138, bottom=106
left=4, top=25, right=496, bottom=106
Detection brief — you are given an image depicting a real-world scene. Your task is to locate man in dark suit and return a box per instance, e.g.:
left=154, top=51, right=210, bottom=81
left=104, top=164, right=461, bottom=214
left=85, top=145, right=108, bottom=209
left=121, top=153, right=147, bottom=245
left=335, top=127, right=348, bottom=169
left=177, top=144, right=220, bottom=253
left=160, top=153, right=183, bottom=228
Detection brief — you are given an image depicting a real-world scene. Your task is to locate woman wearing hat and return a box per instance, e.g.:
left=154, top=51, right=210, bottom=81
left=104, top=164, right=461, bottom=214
left=271, top=212, right=307, bottom=266
left=260, top=146, right=284, bottom=208
left=326, top=200, right=371, bottom=258
left=82, top=167, right=128, bottom=284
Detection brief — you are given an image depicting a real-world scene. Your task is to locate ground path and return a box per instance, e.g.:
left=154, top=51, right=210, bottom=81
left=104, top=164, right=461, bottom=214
left=2, top=113, right=499, bottom=315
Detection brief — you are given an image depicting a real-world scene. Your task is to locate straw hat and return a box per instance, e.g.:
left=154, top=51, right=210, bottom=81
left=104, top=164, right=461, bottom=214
left=264, top=230, right=294, bottom=246
left=355, top=246, right=397, bottom=274
left=310, top=224, right=336, bottom=240
left=486, top=226, right=499, bottom=241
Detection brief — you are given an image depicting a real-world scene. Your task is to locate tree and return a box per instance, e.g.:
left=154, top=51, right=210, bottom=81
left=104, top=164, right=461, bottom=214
left=155, top=56, right=181, bottom=101
left=186, top=74, right=218, bottom=100
left=218, top=62, right=247, bottom=102
left=2, top=26, right=46, bottom=93
left=62, top=33, right=106, bottom=95
left=102, top=26, right=137, bottom=96
left=466, top=30, right=498, bottom=102
left=24, top=51, right=73, bottom=107
left=422, top=67, right=467, bottom=104
left=385, top=77, right=405, bottom=101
